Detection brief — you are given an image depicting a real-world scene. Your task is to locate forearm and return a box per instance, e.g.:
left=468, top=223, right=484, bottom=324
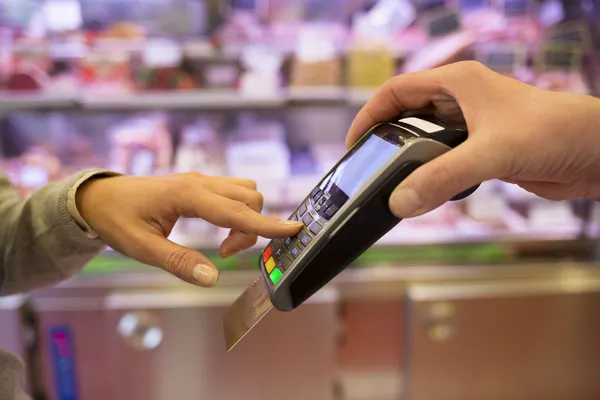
left=0, top=170, right=113, bottom=296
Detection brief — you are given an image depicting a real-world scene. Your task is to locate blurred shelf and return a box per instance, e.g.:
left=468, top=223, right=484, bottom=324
left=79, top=90, right=288, bottom=110
left=0, top=92, right=77, bottom=111
left=0, top=88, right=378, bottom=111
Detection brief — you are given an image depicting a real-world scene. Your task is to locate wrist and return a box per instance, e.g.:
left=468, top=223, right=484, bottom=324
left=68, top=170, right=120, bottom=238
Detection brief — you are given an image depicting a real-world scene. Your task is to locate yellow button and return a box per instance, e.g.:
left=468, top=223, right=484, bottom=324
left=265, top=257, right=276, bottom=274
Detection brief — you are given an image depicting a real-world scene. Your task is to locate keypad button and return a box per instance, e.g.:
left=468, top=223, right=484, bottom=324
left=284, top=237, right=294, bottom=248
left=313, top=191, right=324, bottom=202
left=280, top=256, right=292, bottom=271
left=302, top=213, right=313, bottom=227
left=270, top=268, right=283, bottom=284
left=298, top=203, right=308, bottom=216
left=300, top=233, right=312, bottom=246
left=290, top=213, right=298, bottom=222
left=314, top=196, right=328, bottom=211
left=290, top=246, right=301, bottom=258
left=309, top=222, right=323, bottom=235
left=273, top=246, right=284, bottom=261
left=265, top=257, right=276, bottom=273
left=311, top=188, right=322, bottom=199
left=263, top=246, right=273, bottom=262
left=324, top=204, right=339, bottom=219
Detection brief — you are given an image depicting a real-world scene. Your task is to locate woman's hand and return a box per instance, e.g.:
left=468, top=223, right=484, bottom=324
left=346, top=61, right=600, bottom=219
left=76, top=172, right=302, bottom=287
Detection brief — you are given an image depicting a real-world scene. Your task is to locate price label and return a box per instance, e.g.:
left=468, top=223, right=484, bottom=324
left=497, top=0, right=533, bottom=16
left=537, top=44, right=583, bottom=72
left=421, top=8, right=462, bottom=38
left=219, top=0, right=267, bottom=16
left=546, top=21, right=591, bottom=49
left=459, top=0, right=490, bottom=12
left=414, top=0, right=448, bottom=12
left=475, top=44, right=526, bottom=73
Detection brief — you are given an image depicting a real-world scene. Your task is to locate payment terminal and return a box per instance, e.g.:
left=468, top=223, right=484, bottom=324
left=223, top=114, right=479, bottom=350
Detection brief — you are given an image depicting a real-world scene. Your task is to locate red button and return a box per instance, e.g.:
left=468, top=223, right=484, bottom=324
left=263, top=246, right=273, bottom=262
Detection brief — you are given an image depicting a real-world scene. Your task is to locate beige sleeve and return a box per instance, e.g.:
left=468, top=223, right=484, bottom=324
left=0, top=170, right=117, bottom=296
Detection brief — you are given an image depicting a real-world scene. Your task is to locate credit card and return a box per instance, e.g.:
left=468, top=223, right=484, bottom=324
left=222, top=277, right=274, bottom=351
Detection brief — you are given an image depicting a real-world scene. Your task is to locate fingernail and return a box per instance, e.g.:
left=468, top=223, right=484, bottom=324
left=192, top=264, right=218, bottom=287
left=220, top=247, right=238, bottom=258
left=389, top=185, right=426, bottom=218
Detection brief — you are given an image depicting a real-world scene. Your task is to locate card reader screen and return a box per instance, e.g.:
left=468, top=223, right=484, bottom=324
left=319, top=135, right=400, bottom=207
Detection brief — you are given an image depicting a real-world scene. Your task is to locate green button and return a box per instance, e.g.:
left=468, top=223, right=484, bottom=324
left=270, top=268, right=283, bottom=284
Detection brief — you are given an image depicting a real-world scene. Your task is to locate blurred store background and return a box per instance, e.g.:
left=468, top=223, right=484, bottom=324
left=1, top=0, right=600, bottom=399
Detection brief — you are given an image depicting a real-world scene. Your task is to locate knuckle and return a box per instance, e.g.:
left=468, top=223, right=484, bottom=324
left=227, top=200, right=249, bottom=218
left=244, top=179, right=258, bottom=190
left=225, top=201, right=250, bottom=228
left=185, top=171, right=205, bottom=180
left=165, top=248, right=190, bottom=277
left=252, top=192, right=264, bottom=210
left=456, top=60, right=487, bottom=75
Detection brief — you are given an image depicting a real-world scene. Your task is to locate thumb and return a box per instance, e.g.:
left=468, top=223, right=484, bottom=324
left=388, top=139, right=494, bottom=218
left=129, top=232, right=219, bottom=287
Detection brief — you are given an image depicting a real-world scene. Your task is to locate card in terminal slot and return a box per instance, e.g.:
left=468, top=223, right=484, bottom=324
left=223, top=277, right=274, bottom=351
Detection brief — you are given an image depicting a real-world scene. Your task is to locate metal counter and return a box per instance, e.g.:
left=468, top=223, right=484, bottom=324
left=24, top=261, right=600, bottom=400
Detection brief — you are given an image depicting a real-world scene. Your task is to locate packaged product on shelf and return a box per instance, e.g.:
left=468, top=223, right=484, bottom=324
left=182, top=38, right=241, bottom=89
left=4, top=64, right=48, bottom=91
left=346, top=45, right=396, bottom=88
left=5, top=38, right=51, bottom=91
left=107, top=113, right=173, bottom=177
left=239, top=44, right=283, bottom=94
left=104, top=22, right=146, bottom=39
left=213, top=3, right=265, bottom=55
left=12, top=38, right=51, bottom=72
left=134, top=38, right=196, bottom=91
left=80, top=50, right=133, bottom=93
left=37, top=0, right=83, bottom=34
left=351, top=0, right=416, bottom=41
left=289, top=24, right=342, bottom=87
left=46, top=59, right=80, bottom=94
left=225, top=115, right=290, bottom=206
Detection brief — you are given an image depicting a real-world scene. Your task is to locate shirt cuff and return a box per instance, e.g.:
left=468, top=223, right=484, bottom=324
left=65, top=169, right=122, bottom=239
